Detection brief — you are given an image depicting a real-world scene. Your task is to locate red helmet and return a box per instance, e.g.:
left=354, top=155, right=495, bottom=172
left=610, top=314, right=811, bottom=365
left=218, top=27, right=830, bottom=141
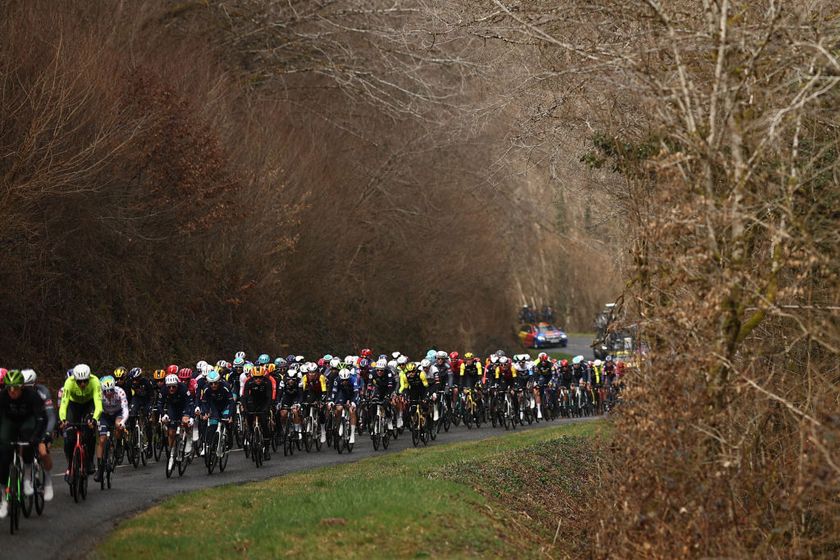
left=449, top=352, right=459, bottom=361
left=317, top=358, right=326, bottom=367
left=178, top=367, right=193, bottom=381
left=560, top=359, right=568, bottom=367
left=360, top=348, right=372, bottom=358
left=538, top=352, right=549, bottom=361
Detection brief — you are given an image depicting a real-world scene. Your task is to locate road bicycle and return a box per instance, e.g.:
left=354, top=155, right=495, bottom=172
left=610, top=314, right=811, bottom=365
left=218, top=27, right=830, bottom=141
left=204, top=418, right=231, bottom=474
left=65, top=422, right=92, bottom=503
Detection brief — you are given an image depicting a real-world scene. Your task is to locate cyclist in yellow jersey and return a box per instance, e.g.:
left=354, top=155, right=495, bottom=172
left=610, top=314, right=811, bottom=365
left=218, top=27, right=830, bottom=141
left=58, top=364, right=102, bottom=477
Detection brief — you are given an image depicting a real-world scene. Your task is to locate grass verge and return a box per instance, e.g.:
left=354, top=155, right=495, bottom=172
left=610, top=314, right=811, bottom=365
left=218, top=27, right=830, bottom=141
left=95, top=420, right=604, bottom=560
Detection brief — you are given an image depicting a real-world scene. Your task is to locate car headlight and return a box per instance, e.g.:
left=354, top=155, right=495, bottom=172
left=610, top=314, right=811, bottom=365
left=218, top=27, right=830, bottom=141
left=537, top=335, right=545, bottom=341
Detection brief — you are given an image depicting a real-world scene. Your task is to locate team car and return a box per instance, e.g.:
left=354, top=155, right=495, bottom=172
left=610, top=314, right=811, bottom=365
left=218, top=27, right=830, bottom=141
left=518, top=322, right=568, bottom=349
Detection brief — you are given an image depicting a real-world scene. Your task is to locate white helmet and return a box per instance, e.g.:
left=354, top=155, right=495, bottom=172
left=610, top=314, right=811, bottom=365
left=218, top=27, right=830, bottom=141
left=593, top=359, right=603, bottom=367
left=101, top=377, right=116, bottom=391
left=420, top=359, right=431, bottom=368
left=490, top=355, right=499, bottom=364
left=376, top=359, right=387, bottom=370
left=344, top=355, right=354, bottom=366
left=22, top=368, right=37, bottom=385
left=329, top=358, right=341, bottom=369
left=288, top=365, right=300, bottom=376
left=286, top=369, right=298, bottom=380
left=197, top=360, right=209, bottom=371
left=165, top=374, right=179, bottom=386
left=295, top=355, right=305, bottom=364
left=435, top=351, right=447, bottom=360
left=235, top=351, right=246, bottom=360
left=73, top=364, right=91, bottom=381
left=397, top=356, right=408, bottom=366
left=391, top=352, right=401, bottom=359
left=499, top=356, right=509, bottom=364
left=338, top=368, right=351, bottom=380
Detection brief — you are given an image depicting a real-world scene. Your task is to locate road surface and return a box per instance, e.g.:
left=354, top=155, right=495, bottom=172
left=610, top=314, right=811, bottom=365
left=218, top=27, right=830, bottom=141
left=8, top=413, right=598, bottom=559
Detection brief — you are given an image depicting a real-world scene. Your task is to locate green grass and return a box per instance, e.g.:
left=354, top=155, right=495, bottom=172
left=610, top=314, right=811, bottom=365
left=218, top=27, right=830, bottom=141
left=95, top=421, right=603, bottom=560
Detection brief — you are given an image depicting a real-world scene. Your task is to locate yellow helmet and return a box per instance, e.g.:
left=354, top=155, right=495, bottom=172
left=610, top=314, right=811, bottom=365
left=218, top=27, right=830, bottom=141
left=405, top=362, right=417, bottom=373
left=113, top=366, right=127, bottom=379
left=153, top=369, right=166, bottom=381
left=464, top=352, right=474, bottom=360
left=267, top=363, right=276, bottom=373
left=252, top=365, right=266, bottom=377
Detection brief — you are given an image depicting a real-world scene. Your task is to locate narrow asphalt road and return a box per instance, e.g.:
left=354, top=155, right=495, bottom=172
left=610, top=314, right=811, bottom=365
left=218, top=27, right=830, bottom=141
left=7, top=412, right=598, bottom=559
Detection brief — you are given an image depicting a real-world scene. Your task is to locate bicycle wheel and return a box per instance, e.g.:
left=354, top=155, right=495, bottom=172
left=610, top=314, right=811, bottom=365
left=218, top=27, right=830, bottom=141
left=9, top=466, right=19, bottom=534
left=206, top=431, right=218, bottom=474
left=21, top=467, right=33, bottom=518
left=253, top=431, right=263, bottom=468
left=70, top=448, right=82, bottom=502
left=218, top=433, right=230, bottom=473
left=345, top=419, right=353, bottom=453
left=152, top=425, right=163, bottom=462
left=101, top=439, right=109, bottom=490
left=34, top=463, right=45, bottom=516
left=177, top=435, right=189, bottom=476
left=139, top=425, right=148, bottom=466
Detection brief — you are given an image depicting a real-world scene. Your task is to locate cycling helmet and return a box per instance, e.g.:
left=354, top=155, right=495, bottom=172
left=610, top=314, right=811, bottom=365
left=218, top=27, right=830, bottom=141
left=560, top=359, right=569, bottom=367
left=286, top=369, right=298, bottom=380
left=593, top=359, right=602, bottom=367
left=73, top=364, right=91, bottom=381
left=299, top=363, right=310, bottom=374
left=166, top=364, right=179, bottom=375
left=196, top=360, right=208, bottom=372
left=420, top=359, right=431, bottom=368
left=5, top=369, right=24, bottom=387
left=405, top=362, right=417, bottom=372
left=329, top=358, right=341, bottom=369
left=243, top=363, right=253, bottom=373
left=21, top=368, right=37, bottom=385
left=65, top=369, right=74, bottom=378
left=0, top=368, right=7, bottom=383
left=257, top=354, right=270, bottom=366
left=464, top=352, right=474, bottom=360
left=113, top=366, right=127, bottom=379
left=499, top=357, right=509, bottom=364
left=274, top=357, right=286, bottom=367
left=128, top=367, right=143, bottom=379
left=165, top=374, right=179, bottom=386
left=538, top=352, right=549, bottom=361
left=375, top=360, right=387, bottom=370
left=344, top=355, right=354, bottom=366
left=605, top=355, right=613, bottom=362
left=360, top=348, right=372, bottom=359
left=338, top=368, right=351, bottom=380
left=392, top=352, right=401, bottom=360
left=572, top=355, right=583, bottom=365
left=252, top=365, right=266, bottom=377
left=153, top=369, right=166, bottom=380
left=284, top=354, right=295, bottom=363
left=207, top=370, right=221, bottom=383
left=489, top=355, right=499, bottom=364
left=435, top=351, right=447, bottom=360
left=317, top=358, right=326, bottom=367
left=496, top=350, right=507, bottom=357
left=178, top=367, right=193, bottom=381
left=235, top=351, right=246, bottom=360
left=359, top=358, right=370, bottom=369
left=425, top=350, right=436, bottom=361
left=397, top=356, right=408, bottom=366
left=295, top=355, right=305, bottom=364
left=267, top=363, right=276, bottom=373
left=101, top=376, right=116, bottom=391
left=449, top=352, right=459, bottom=361
left=233, top=357, right=245, bottom=367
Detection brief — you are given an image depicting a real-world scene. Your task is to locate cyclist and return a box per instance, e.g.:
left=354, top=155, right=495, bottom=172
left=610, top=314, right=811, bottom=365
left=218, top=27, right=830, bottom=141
left=533, top=352, right=554, bottom=419
left=278, top=367, right=302, bottom=443
left=400, top=362, right=429, bottom=429
left=330, top=368, right=359, bottom=444
left=369, top=360, right=397, bottom=430
left=199, top=370, right=234, bottom=451
left=449, top=352, right=463, bottom=378
left=301, top=363, right=329, bottom=443
left=160, top=373, right=195, bottom=472
left=21, top=368, right=56, bottom=500
left=127, top=367, right=154, bottom=455
left=59, top=364, right=102, bottom=478
left=572, top=356, right=588, bottom=385
left=96, top=376, right=128, bottom=482
left=429, top=351, right=452, bottom=408
left=559, top=359, right=573, bottom=388
left=242, top=365, right=274, bottom=459
left=228, top=357, right=245, bottom=398
left=494, top=356, right=520, bottom=419
left=113, top=366, right=131, bottom=407
left=151, top=369, right=167, bottom=424
left=0, top=370, right=47, bottom=518
left=325, top=358, right=342, bottom=395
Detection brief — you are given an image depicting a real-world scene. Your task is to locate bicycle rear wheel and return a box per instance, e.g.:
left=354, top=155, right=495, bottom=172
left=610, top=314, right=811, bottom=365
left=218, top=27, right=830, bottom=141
left=9, top=468, right=19, bottom=534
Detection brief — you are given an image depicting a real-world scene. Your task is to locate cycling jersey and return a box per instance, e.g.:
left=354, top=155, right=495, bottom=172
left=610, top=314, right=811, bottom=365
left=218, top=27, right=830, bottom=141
left=401, top=371, right=429, bottom=401
left=278, top=378, right=302, bottom=408
left=102, top=387, right=129, bottom=419
left=243, top=377, right=274, bottom=413
left=200, top=381, right=234, bottom=419
left=161, top=383, right=194, bottom=419
left=301, top=374, right=327, bottom=403
left=370, top=371, right=395, bottom=399
left=331, top=375, right=359, bottom=405
left=59, top=375, right=103, bottom=421
left=34, top=383, right=57, bottom=436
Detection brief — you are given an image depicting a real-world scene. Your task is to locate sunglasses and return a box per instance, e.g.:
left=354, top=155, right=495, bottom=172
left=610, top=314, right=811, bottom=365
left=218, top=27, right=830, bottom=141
left=77, top=379, right=89, bottom=386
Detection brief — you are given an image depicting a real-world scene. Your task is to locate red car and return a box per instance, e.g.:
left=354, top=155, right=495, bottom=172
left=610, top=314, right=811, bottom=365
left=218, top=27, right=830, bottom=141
left=518, top=322, right=568, bottom=349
